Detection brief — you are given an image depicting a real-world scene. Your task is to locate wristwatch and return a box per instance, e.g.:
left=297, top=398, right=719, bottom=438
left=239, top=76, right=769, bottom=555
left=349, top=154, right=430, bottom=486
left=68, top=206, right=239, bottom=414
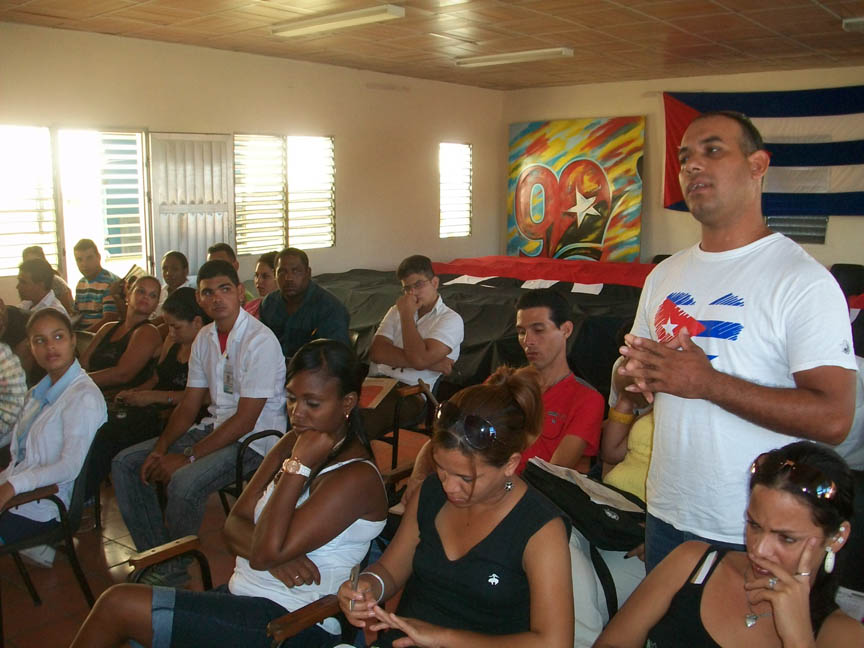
left=281, top=457, right=311, bottom=478
left=183, top=446, right=196, bottom=464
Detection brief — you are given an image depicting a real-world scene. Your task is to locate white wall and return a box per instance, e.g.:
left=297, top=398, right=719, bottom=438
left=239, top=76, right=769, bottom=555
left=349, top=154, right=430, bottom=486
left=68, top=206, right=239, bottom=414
left=0, top=22, right=507, bottom=302
left=2, top=22, right=862, bottom=304
left=504, top=65, right=864, bottom=265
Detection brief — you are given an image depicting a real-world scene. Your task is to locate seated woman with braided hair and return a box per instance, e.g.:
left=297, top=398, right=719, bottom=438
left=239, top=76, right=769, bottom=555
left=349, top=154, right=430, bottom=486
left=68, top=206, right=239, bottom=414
left=71, top=339, right=388, bottom=648
left=594, top=441, right=864, bottom=648
left=339, top=365, right=574, bottom=648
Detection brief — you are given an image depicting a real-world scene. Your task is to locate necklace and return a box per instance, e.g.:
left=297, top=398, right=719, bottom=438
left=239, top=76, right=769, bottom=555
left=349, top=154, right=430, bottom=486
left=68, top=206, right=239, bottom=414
left=745, top=601, right=772, bottom=628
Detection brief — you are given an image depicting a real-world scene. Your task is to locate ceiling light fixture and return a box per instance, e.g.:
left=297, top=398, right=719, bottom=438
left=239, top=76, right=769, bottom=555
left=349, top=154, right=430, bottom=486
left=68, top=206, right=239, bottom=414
left=842, top=17, right=864, bottom=32
left=271, top=4, right=405, bottom=38
left=454, top=47, right=574, bottom=68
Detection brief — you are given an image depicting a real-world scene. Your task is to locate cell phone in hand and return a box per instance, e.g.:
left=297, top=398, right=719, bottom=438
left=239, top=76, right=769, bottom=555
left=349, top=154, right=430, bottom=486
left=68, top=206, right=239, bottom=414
left=348, top=564, right=361, bottom=611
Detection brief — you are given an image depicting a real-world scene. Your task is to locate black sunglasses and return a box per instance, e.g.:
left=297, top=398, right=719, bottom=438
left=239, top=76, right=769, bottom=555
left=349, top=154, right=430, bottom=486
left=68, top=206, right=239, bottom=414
left=435, top=401, right=498, bottom=451
left=750, top=453, right=837, bottom=501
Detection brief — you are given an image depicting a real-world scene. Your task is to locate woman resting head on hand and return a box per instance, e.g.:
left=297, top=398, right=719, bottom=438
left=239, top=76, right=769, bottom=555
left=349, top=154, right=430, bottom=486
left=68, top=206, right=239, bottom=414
left=70, top=338, right=388, bottom=648
left=339, top=365, right=575, bottom=648
left=595, top=441, right=863, bottom=648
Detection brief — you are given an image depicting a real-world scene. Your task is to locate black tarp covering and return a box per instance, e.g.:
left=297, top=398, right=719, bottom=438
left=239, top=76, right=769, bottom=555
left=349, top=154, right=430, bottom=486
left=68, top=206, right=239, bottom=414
left=315, top=269, right=642, bottom=401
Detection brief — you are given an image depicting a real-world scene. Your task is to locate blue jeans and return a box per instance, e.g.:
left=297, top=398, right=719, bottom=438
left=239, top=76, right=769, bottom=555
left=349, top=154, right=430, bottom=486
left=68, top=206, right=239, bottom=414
left=0, top=511, right=59, bottom=545
left=143, top=585, right=340, bottom=648
left=644, top=513, right=745, bottom=573
left=111, top=424, right=264, bottom=552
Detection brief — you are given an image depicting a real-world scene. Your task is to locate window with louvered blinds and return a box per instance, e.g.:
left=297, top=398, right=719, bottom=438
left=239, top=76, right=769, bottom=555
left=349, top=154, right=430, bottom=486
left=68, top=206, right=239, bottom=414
left=439, top=142, right=472, bottom=238
left=0, top=126, right=59, bottom=276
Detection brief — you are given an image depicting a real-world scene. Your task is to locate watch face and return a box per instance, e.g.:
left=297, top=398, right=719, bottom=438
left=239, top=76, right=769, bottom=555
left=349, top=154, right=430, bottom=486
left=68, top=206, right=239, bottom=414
left=283, top=458, right=300, bottom=473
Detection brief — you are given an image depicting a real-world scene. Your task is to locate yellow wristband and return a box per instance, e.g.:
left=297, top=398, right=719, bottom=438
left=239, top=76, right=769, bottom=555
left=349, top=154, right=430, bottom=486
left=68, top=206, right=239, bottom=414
left=607, top=408, right=635, bottom=425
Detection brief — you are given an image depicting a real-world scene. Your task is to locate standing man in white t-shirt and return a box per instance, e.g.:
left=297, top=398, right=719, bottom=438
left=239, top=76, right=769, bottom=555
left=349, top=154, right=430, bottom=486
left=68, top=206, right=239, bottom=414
left=617, top=111, right=857, bottom=571
left=363, top=255, right=463, bottom=438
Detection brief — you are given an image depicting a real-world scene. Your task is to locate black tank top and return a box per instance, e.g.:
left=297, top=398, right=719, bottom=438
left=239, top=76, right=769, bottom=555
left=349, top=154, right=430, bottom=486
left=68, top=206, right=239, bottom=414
left=376, top=476, right=569, bottom=646
left=646, top=546, right=727, bottom=648
left=154, top=343, right=189, bottom=391
left=88, top=320, right=156, bottom=389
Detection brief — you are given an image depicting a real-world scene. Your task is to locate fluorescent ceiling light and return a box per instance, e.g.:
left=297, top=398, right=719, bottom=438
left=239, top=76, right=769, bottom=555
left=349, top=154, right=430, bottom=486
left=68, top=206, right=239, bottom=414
left=842, top=17, right=864, bottom=32
left=455, top=47, right=574, bottom=68
left=271, top=4, right=405, bottom=38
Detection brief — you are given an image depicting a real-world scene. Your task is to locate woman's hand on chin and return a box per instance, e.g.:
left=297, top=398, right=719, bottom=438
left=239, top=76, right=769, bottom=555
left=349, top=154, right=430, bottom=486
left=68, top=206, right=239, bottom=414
left=370, top=606, right=446, bottom=648
left=744, top=537, right=818, bottom=646
left=290, top=428, right=339, bottom=469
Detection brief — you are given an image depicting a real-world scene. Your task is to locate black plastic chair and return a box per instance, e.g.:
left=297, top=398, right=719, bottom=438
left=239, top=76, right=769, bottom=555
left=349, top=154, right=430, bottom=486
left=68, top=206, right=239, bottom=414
left=217, top=430, right=284, bottom=515
left=0, top=445, right=97, bottom=647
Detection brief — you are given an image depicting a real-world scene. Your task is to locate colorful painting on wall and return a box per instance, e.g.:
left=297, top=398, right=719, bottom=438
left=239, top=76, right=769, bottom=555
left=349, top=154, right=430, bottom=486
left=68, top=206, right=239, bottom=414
left=507, top=117, right=644, bottom=262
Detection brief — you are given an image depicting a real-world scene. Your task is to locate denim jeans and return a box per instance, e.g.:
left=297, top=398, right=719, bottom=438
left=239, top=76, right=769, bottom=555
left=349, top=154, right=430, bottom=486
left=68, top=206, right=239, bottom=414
left=142, top=585, right=340, bottom=648
left=111, top=424, right=264, bottom=552
left=644, top=513, right=745, bottom=573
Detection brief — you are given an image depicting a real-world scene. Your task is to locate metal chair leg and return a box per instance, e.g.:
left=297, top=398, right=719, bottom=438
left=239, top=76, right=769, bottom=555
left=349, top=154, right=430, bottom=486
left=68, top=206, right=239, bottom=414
left=10, top=553, right=40, bottom=605
left=218, top=491, right=232, bottom=516
left=61, top=526, right=94, bottom=607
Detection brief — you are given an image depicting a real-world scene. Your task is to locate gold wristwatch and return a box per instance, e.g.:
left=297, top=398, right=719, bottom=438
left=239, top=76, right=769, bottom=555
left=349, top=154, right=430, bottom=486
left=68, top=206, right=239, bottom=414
left=280, top=457, right=311, bottom=478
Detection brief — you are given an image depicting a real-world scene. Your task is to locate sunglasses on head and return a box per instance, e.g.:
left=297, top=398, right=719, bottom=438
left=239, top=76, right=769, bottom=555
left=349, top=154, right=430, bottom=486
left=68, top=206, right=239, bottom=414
left=435, top=401, right=498, bottom=451
left=750, top=453, right=837, bottom=501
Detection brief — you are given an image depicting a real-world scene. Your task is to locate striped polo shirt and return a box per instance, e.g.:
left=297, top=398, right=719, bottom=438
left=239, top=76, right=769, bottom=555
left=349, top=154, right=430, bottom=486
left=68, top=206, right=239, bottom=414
left=74, top=268, right=120, bottom=329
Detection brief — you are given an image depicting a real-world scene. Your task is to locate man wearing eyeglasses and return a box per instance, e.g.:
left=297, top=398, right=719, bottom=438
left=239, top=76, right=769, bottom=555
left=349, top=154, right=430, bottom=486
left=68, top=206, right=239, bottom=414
left=260, top=247, right=351, bottom=359
left=365, top=255, right=464, bottom=437
left=617, top=111, right=857, bottom=572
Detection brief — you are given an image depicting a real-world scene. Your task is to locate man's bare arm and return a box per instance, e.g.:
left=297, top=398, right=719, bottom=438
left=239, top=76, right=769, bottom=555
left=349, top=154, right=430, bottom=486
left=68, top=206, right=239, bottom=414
left=619, top=329, right=855, bottom=443
left=369, top=334, right=451, bottom=372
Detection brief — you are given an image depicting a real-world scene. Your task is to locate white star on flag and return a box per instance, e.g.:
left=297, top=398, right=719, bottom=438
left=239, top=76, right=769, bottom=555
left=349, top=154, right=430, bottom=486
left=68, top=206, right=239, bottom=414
left=661, top=318, right=677, bottom=338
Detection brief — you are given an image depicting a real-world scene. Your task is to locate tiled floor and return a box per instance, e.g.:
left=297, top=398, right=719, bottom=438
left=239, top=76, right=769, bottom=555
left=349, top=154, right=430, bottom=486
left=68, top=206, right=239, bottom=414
left=0, top=432, right=427, bottom=648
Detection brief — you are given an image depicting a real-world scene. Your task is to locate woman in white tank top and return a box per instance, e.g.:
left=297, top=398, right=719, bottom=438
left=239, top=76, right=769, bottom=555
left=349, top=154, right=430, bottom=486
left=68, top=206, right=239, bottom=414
left=71, top=339, right=389, bottom=648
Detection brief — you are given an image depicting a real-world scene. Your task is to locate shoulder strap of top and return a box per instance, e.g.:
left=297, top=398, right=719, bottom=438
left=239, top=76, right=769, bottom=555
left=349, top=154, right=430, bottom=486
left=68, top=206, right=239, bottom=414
left=689, top=545, right=730, bottom=585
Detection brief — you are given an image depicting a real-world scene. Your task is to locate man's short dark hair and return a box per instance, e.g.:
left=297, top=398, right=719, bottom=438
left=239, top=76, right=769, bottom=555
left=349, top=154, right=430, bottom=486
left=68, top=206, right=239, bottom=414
left=207, top=242, right=237, bottom=262
left=73, top=238, right=99, bottom=254
left=19, top=259, right=54, bottom=291
left=693, top=110, right=765, bottom=155
left=397, top=255, right=434, bottom=280
left=516, top=289, right=571, bottom=328
left=277, top=247, right=309, bottom=269
left=197, top=260, right=240, bottom=287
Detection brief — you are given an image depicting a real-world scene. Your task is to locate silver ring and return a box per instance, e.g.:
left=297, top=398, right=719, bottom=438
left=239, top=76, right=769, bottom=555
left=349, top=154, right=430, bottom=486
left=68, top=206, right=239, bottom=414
left=768, top=576, right=778, bottom=589
left=294, top=575, right=302, bottom=581
left=795, top=571, right=811, bottom=577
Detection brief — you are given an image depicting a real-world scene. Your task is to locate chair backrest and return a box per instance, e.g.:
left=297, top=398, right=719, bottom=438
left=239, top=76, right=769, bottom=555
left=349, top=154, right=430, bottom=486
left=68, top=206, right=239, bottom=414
left=66, top=442, right=98, bottom=531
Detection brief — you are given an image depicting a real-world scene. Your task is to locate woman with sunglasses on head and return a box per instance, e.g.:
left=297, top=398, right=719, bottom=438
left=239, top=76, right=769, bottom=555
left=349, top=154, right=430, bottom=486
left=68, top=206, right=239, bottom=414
left=81, top=275, right=162, bottom=400
left=594, top=441, right=864, bottom=648
left=71, top=339, right=388, bottom=648
left=339, top=366, right=574, bottom=648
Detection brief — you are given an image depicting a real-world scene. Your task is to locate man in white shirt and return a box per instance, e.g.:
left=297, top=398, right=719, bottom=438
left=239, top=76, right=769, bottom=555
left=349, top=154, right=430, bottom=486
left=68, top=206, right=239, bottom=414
left=112, top=260, right=287, bottom=585
left=364, top=255, right=463, bottom=437
left=17, top=259, right=67, bottom=314
left=617, top=111, right=857, bottom=571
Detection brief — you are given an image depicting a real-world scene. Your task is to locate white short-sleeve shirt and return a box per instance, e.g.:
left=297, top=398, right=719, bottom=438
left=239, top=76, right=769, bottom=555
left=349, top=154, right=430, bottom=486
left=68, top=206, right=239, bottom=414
left=187, top=308, right=287, bottom=456
left=20, top=291, right=68, bottom=315
left=369, top=295, right=464, bottom=386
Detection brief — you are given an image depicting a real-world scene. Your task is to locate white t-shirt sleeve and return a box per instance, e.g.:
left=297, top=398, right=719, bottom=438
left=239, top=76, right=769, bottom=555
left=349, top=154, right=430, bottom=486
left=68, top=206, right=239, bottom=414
left=785, top=272, right=857, bottom=374
left=631, top=270, right=656, bottom=340
left=186, top=332, right=209, bottom=388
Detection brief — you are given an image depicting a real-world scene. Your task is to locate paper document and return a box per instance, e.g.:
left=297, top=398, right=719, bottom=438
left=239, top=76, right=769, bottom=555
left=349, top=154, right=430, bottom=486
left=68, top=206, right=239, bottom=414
left=528, top=457, right=644, bottom=514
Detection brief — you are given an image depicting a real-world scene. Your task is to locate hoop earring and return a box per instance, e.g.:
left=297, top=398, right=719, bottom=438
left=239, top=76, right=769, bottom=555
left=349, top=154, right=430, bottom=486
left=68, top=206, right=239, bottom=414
left=824, top=547, right=835, bottom=574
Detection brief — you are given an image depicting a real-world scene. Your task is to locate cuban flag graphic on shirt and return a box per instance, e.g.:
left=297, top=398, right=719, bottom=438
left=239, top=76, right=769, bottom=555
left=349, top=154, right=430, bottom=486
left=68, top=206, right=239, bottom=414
left=655, top=292, right=744, bottom=361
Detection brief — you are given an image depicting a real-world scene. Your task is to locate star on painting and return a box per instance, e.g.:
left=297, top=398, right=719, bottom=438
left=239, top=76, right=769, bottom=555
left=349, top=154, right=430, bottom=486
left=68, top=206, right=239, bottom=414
left=564, top=189, right=600, bottom=228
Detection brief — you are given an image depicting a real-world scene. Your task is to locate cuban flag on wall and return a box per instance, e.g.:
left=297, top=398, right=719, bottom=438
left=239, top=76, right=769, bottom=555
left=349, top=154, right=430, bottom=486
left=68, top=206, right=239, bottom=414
left=663, top=85, right=864, bottom=216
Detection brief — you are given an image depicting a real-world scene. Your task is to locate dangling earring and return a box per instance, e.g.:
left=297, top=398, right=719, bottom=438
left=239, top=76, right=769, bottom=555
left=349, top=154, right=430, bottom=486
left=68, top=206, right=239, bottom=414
left=504, top=480, right=513, bottom=492
left=824, top=547, right=835, bottom=574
